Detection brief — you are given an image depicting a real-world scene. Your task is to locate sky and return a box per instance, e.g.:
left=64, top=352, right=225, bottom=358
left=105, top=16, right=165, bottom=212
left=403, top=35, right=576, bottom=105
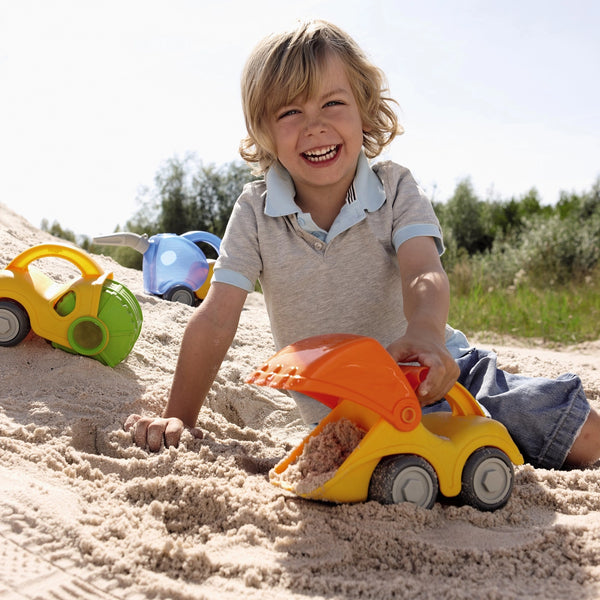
left=1, top=0, right=599, bottom=238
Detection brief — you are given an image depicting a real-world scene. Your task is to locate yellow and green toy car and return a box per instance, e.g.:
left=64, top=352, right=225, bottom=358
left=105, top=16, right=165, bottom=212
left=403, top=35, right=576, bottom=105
left=247, top=333, right=524, bottom=511
left=0, top=243, right=142, bottom=367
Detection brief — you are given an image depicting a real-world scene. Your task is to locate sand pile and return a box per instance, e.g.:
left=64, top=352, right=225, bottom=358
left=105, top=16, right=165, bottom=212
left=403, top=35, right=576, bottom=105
left=272, top=418, right=366, bottom=495
left=2, top=201, right=600, bottom=599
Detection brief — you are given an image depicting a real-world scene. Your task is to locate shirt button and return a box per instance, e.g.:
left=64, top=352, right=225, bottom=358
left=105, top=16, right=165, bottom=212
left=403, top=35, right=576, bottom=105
left=314, top=241, right=323, bottom=250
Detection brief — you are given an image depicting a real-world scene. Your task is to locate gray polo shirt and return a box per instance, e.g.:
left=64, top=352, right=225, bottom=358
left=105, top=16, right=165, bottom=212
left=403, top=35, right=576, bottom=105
left=214, top=153, right=470, bottom=423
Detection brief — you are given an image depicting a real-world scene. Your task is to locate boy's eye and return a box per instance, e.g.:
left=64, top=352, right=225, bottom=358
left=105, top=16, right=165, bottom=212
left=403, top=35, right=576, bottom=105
left=324, top=100, right=344, bottom=108
left=277, top=109, right=299, bottom=119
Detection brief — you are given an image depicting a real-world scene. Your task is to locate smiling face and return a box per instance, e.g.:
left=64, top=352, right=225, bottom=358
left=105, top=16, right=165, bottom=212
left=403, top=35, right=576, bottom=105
left=267, top=53, right=367, bottom=208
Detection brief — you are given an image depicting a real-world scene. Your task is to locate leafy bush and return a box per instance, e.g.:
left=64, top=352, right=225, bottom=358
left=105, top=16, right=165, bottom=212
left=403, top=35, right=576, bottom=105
left=442, top=176, right=600, bottom=341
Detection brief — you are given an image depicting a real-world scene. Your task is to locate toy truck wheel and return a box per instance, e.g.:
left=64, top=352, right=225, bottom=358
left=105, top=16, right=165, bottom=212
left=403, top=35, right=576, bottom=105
left=459, top=447, right=514, bottom=511
left=368, top=454, right=439, bottom=509
left=0, top=300, right=31, bottom=346
left=163, top=285, right=197, bottom=306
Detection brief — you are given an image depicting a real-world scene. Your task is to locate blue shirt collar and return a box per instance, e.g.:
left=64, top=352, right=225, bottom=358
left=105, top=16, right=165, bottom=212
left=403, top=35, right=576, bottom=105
left=264, top=151, right=385, bottom=217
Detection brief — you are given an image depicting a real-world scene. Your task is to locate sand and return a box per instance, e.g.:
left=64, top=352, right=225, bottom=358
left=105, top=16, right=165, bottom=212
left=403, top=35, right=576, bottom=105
left=272, top=419, right=367, bottom=496
left=2, top=201, right=600, bottom=600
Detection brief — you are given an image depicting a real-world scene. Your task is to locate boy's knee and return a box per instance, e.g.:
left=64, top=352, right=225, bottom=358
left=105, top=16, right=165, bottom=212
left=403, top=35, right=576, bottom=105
left=565, top=408, right=600, bottom=468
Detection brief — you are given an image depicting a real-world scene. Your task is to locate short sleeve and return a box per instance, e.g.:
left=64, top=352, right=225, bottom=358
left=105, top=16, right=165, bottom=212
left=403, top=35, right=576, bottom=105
left=374, top=162, right=444, bottom=255
left=213, top=181, right=265, bottom=291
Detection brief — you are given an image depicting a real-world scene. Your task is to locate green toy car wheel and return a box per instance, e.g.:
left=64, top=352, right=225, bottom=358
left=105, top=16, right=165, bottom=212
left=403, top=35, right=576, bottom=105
left=0, top=300, right=31, bottom=346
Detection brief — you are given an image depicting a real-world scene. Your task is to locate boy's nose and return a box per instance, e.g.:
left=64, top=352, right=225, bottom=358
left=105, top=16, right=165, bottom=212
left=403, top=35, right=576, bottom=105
left=304, top=115, right=327, bottom=135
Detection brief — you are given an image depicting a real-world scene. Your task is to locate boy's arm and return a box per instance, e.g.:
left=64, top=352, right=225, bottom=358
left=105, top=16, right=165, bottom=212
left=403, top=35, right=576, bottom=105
left=126, top=282, right=248, bottom=450
left=387, top=236, right=459, bottom=405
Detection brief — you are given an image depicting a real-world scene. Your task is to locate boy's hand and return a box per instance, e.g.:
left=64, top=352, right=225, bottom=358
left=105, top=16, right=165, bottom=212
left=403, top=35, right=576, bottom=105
left=386, top=337, right=459, bottom=406
left=124, top=414, right=203, bottom=452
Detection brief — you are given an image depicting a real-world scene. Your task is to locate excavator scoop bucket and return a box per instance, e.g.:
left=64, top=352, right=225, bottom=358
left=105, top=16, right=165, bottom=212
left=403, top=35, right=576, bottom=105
left=246, top=333, right=424, bottom=432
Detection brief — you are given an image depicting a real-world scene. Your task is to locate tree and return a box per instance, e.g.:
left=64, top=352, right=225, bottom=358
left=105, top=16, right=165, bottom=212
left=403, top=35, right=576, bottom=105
left=41, top=219, right=77, bottom=244
left=155, top=157, right=190, bottom=234
left=136, top=154, right=255, bottom=239
left=91, top=156, right=257, bottom=269
left=441, top=179, right=493, bottom=255
left=557, top=176, right=600, bottom=221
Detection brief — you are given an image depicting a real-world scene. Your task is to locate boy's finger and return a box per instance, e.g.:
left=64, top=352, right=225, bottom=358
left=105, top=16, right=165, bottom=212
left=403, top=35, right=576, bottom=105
left=133, top=417, right=151, bottom=448
left=123, top=413, right=142, bottom=431
left=147, top=419, right=168, bottom=451
left=164, top=418, right=185, bottom=448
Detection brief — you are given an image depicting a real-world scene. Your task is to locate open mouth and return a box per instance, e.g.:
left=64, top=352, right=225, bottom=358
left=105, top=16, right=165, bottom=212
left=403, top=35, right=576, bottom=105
left=302, top=144, right=340, bottom=163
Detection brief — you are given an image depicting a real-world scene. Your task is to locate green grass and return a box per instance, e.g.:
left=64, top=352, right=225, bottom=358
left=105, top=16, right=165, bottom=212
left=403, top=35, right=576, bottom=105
left=449, top=279, right=600, bottom=345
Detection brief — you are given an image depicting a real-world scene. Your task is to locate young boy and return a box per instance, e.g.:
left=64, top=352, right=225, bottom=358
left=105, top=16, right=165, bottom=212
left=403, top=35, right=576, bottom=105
left=127, top=19, right=600, bottom=470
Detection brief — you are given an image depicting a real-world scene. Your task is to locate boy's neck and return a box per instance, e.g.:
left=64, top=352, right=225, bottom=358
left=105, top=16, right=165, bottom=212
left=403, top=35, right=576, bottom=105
left=294, top=164, right=356, bottom=231
left=295, top=187, right=346, bottom=231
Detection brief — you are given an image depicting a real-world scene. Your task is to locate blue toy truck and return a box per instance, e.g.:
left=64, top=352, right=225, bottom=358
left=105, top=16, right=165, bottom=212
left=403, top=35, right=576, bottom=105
left=93, top=231, right=221, bottom=306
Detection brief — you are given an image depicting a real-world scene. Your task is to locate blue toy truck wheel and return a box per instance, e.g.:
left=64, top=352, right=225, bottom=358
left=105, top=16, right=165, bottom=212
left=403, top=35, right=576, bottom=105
left=368, top=454, right=439, bottom=508
left=163, top=285, right=197, bottom=306
left=459, top=447, right=514, bottom=511
left=0, top=299, right=31, bottom=346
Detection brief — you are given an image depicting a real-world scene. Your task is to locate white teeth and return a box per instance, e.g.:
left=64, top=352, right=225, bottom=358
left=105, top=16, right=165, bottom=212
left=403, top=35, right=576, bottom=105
left=304, top=145, right=338, bottom=162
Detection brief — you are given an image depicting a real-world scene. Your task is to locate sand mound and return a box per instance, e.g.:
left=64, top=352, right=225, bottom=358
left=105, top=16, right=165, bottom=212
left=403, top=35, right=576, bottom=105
left=2, top=202, right=600, bottom=599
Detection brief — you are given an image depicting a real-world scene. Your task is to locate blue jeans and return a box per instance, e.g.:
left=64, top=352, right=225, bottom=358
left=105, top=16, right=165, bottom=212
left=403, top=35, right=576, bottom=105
left=424, top=348, right=591, bottom=469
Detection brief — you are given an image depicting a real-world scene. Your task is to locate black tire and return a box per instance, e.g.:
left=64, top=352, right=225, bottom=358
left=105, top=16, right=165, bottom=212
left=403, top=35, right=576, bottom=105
left=368, top=454, right=439, bottom=508
left=163, top=285, right=197, bottom=306
left=0, top=300, right=31, bottom=346
left=459, top=447, right=514, bottom=511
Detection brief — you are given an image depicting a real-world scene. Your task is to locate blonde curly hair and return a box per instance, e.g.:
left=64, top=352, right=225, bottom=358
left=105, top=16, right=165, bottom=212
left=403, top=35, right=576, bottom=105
left=239, top=20, right=403, bottom=175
